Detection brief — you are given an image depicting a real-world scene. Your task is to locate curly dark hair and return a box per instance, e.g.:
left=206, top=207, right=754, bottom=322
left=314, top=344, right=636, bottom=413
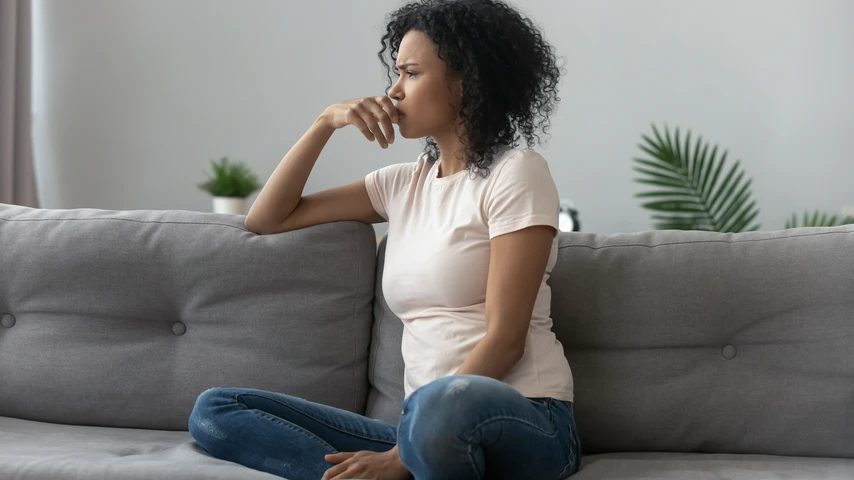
left=378, top=0, right=564, bottom=177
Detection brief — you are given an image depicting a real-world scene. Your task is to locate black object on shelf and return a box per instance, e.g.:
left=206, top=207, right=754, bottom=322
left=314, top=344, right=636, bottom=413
left=559, top=199, right=581, bottom=232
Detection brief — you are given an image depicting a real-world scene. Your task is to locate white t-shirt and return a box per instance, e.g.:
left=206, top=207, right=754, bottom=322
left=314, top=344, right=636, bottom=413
left=364, top=145, right=574, bottom=402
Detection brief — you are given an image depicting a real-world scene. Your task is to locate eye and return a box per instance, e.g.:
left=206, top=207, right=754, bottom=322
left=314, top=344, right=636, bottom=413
left=406, top=71, right=417, bottom=78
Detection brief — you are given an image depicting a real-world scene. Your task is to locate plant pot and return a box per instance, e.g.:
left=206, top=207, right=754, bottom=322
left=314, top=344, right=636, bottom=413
left=212, top=197, right=246, bottom=215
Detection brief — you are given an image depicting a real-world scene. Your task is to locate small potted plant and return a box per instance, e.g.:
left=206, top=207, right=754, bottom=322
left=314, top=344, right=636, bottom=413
left=197, top=156, right=262, bottom=215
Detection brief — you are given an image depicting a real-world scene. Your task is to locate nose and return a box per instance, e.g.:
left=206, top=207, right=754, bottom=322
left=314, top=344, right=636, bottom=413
left=389, top=78, right=404, bottom=101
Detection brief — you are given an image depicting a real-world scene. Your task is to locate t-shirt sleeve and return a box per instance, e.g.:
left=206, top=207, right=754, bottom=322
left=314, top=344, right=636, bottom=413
left=483, top=150, right=560, bottom=239
left=364, top=162, right=416, bottom=221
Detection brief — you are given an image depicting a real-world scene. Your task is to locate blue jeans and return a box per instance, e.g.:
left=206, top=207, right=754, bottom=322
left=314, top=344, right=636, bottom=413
left=188, top=374, right=581, bottom=480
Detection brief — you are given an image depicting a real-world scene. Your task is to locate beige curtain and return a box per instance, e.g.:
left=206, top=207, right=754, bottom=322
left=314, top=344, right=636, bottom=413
left=0, top=0, right=38, bottom=207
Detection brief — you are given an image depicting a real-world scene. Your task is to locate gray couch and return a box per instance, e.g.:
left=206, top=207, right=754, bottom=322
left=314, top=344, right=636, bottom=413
left=1, top=203, right=852, bottom=480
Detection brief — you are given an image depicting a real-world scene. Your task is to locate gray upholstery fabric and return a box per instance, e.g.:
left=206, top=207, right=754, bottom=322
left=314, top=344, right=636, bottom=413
left=365, top=237, right=405, bottom=424
left=4, top=412, right=849, bottom=480
left=0, top=416, right=282, bottom=479
left=0, top=204, right=377, bottom=431
left=3, top=201, right=852, bottom=479
left=367, top=226, right=854, bottom=460
left=575, top=452, right=854, bottom=479
left=551, top=226, right=854, bottom=459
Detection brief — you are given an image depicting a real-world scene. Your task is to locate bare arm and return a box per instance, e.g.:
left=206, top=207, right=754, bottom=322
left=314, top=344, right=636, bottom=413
left=454, top=226, right=556, bottom=379
left=245, top=116, right=336, bottom=234
left=245, top=97, right=399, bottom=235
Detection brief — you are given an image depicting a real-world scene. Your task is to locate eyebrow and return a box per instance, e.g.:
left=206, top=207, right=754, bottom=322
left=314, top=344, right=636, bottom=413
left=393, top=62, right=420, bottom=71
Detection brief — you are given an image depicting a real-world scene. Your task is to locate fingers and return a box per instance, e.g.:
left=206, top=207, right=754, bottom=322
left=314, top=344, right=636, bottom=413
left=362, top=102, right=393, bottom=148
left=344, top=97, right=398, bottom=148
left=375, top=96, right=399, bottom=124
left=363, top=98, right=399, bottom=148
left=321, top=462, right=346, bottom=480
left=324, top=452, right=355, bottom=463
left=368, top=120, right=390, bottom=148
left=321, top=453, right=355, bottom=480
left=373, top=106, right=396, bottom=146
left=352, top=103, right=388, bottom=148
left=345, top=108, right=375, bottom=142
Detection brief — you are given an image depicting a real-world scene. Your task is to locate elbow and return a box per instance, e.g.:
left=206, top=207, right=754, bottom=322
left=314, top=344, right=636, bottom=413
left=507, top=335, right=528, bottom=362
left=244, top=215, right=294, bottom=236
left=244, top=216, right=274, bottom=235
left=243, top=216, right=262, bottom=234
left=510, top=343, right=526, bottom=363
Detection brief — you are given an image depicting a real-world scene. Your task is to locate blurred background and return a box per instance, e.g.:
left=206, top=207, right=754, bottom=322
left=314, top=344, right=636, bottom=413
left=3, top=0, right=852, bottom=235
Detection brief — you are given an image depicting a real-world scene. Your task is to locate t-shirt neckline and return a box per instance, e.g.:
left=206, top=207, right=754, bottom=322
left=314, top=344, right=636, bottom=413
left=430, top=145, right=514, bottom=186
left=433, top=160, right=469, bottom=186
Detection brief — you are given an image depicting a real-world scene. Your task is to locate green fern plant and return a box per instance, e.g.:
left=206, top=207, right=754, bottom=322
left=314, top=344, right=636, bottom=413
left=633, top=123, right=761, bottom=232
left=785, top=210, right=854, bottom=228
left=197, top=156, right=261, bottom=198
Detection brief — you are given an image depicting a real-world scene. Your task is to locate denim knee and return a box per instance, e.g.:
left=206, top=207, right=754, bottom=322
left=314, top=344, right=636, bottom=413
left=190, top=387, right=229, bottom=417
left=404, top=375, right=511, bottom=416
left=398, top=375, right=507, bottom=460
left=188, top=387, right=236, bottom=454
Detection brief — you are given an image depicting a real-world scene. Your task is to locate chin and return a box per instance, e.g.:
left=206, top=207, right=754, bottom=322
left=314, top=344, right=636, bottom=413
left=397, top=124, right=418, bottom=139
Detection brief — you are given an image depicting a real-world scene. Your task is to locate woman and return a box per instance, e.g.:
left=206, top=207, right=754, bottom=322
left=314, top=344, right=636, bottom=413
left=188, top=1, right=580, bottom=479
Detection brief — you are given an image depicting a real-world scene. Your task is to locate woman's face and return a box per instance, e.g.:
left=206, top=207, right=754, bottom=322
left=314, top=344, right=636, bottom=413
left=388, top=30, right=462, bottom=140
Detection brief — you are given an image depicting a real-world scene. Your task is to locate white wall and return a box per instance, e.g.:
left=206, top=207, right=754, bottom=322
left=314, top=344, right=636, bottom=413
left=32, top=0, right=854, bottom=234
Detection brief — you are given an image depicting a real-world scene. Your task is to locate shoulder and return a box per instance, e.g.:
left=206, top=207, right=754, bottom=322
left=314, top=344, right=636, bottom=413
left=487, top=147, right=553, bottom=184
left=480, top=147, right=560, bottom=234
left=368, top=151, right=427, bottom=179
left=389, top=151, right=433, bottom=174
left=481, top=147, right=557, bottom=206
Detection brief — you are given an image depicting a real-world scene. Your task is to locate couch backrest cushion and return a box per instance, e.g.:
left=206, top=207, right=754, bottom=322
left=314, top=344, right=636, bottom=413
left=365, top=238, right=405, bottom=424
left=0, top=205, right=377, bottom=431
left=368, top=226, right=854, bottom=458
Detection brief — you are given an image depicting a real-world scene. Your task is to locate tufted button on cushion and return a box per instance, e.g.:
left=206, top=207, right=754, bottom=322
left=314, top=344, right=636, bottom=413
left=721, top=344, right=737, bottom=360
left=172, top=322, right=186, bottom=336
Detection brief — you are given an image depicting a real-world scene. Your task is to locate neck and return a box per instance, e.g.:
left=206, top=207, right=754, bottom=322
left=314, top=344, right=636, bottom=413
left=434, top=130, right=467, bottom=178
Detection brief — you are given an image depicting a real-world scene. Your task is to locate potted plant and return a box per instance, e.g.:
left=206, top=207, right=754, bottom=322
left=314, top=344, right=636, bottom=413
left=632, top=123, right=854, bottom=231
left=785, top=210, right=854, bottom=228
left=197, top=156, right=262, bottom=215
